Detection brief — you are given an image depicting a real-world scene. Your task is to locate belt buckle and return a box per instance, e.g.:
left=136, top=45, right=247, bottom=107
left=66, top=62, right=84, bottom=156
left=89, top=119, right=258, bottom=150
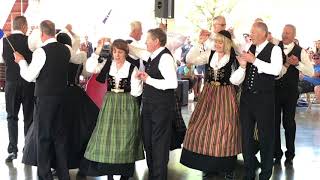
left=210, top=81, right=221, bottom=86
left=111, top=88, right=124, bottom=93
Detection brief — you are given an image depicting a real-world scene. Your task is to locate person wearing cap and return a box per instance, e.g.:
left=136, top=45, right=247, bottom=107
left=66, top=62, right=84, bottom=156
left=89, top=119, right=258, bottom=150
left=180, top=30, right=241, bottom=180
left=230, top=22, right=282, bottom=180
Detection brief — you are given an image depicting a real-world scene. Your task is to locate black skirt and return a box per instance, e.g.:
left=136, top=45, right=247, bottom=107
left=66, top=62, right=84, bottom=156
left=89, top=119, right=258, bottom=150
left=180, top=148, right=237, bottom=173
left=79, top=158, right=135, bottom=177
left=22, top=85, right=99, bottom=169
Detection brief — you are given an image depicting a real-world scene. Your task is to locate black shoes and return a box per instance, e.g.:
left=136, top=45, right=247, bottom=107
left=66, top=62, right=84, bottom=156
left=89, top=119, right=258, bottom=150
left=284, top=158, right=293, bottom=167
left=224, top=172, right=235, bottom=180
left=274, top=158, right=281, bottom=165
left=5, top=152, right=17, bottom=163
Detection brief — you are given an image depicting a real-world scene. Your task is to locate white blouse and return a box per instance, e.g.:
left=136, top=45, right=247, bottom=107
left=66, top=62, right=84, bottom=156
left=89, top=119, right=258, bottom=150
left=86, top=54, right=143, bottom=97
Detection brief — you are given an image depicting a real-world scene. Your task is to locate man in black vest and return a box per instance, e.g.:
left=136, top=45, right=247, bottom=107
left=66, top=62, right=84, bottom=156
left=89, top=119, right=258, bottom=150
left=2, top=16, right=35, bottom=162
left=14, top=20, right=70, bottom=180
left=274, top=24, right=314, bottom=167
left=230, top=22, right=282, bottom=180
left=137, top=28, right=177, bottom=180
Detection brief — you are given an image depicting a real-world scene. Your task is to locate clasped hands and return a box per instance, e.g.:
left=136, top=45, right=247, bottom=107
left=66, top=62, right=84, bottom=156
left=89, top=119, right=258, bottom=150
left=236, top=51, right=256, bottom=68
left=285, top=55, right=299, bottom=67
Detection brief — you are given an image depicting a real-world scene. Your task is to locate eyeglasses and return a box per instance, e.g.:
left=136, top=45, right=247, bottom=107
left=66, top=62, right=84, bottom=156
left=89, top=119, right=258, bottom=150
left=213, top=23, right=226, bottom=26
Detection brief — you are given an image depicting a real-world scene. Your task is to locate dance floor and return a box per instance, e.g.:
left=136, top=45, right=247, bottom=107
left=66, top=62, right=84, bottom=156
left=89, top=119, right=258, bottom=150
left=0, top=92, right=319, bottom=180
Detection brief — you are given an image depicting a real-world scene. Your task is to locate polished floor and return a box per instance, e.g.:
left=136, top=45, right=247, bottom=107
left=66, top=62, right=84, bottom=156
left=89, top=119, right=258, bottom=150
left=0, top=92, right=319, bottom=180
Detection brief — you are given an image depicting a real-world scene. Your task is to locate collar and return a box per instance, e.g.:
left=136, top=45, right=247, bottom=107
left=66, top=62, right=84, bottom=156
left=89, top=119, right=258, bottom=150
left=255, top=40, right=269, bottom=56
left=42, top=38, right=57, bottom=46
left=150, top=47, right=165, bottom=60
left=11, top=30, right=24, bottom=35
left=283, top=42, right=294, bottom=49
left=210, top=52, right=230, bottom=70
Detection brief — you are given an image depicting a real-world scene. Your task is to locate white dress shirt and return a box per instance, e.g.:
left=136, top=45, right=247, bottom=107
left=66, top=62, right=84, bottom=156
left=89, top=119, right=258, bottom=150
left=18, top=38, right=57, bottom=82
left=145, top=47, right=178, bottom=90
left=85, top=54, right=142, bottom=97
left=230, top=40, right=283, bottom=85
left=186, top=43, right=211, bottom=65
left=127, top=37, right=146, bottom=71
left=278, top=42, right=314, bottom=77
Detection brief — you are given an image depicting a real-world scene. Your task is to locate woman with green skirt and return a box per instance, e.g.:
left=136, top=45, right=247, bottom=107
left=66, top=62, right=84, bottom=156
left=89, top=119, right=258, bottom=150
left=80, top=39, right=144, bottom=180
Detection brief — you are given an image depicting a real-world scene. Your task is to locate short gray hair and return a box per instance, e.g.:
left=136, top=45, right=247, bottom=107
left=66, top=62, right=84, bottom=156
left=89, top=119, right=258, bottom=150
left=285, top=24, right=296, bottom=36
left=12, top=16, right=27, bottom=30
left=40, top=20, right=55, bottom=36
left=147, top=28, right=167, bottom=46
left=253, top=22, right=268, bottom=37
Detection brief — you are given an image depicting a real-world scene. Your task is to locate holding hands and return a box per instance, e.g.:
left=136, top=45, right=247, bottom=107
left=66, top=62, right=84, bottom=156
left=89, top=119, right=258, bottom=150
left=136, top=71, right=149, bottom=82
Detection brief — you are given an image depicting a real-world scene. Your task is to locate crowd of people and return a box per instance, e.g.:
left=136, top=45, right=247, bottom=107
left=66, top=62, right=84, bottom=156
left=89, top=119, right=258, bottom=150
left=1, top=14, right=319, bottom=180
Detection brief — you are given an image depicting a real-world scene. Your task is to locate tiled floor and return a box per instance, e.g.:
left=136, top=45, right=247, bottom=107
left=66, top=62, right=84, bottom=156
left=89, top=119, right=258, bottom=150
left=0, top=92, right=319, bottom=180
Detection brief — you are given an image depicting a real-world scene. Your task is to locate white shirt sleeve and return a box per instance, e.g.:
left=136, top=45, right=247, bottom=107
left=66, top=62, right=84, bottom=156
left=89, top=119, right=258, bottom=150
left=253, top=45, right=282, bottom=76
left=276, top=65, right=288, bottom=79
left=66, top=45, right=87, bottom=64
left=85, top=53, right=106, bottom=74
left=128, top=44, right=151, bottom=62
left=145, top=54, right=178, bottom=90
left=130, top=67, right=143, bottom=97
left=186, top=44, right=210, bottom=65
left=296, top=49, right=314, bottom=77
left=18, top=48, right=46, bottom=82
left=230, top=67, right=246, bottom=85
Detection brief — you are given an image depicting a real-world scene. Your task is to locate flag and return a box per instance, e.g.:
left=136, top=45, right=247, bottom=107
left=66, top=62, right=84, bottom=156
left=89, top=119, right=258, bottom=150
left=102, top=9, right=112, bottom=24
left=0, top=28, right=4, bottom=39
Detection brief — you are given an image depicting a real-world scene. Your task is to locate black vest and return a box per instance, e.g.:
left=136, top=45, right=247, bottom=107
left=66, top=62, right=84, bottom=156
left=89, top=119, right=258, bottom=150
left=95, top=60, right=135, bottom=92
left=143, top=48, right=175, bottom=103
left=277, top=41, right=302, bottom=89
left=2, top=33, right=33, bottom=82
left=205, top=49, right=237, bottom=85
left=35, top=42, right=70, bottom=96
left=243, top=42, right=275, bottom=92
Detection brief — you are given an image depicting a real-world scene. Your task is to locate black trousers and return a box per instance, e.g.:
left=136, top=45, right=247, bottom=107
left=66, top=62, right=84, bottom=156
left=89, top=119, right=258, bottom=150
left=35, top=96, right=70, bottom=180
left=274, top=88, right=298, bottom=160
left=142, top=99, right=175, bottom=180
left=5, top=81, right=34, bottom=153
left=240, top=91, right=275, bottom=180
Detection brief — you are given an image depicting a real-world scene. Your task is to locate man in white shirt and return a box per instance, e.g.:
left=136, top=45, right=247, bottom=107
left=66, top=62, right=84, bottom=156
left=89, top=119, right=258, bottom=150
left=14, top=20, right=70, bottom=180
left=137, top=28, right=177, bottom=180
left=274, top=24, right=314, bottom=167
left=2, top=16, right=35, bottom=163
left=230, top=22, right=282, bottom=180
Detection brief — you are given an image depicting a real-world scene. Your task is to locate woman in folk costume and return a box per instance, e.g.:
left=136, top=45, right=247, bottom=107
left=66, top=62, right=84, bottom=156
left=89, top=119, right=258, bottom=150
left=81, top=39, right=144, bottom=180
left=22, top=32, right=99, bottom=174
left=180, top=30, right=241, bottom=180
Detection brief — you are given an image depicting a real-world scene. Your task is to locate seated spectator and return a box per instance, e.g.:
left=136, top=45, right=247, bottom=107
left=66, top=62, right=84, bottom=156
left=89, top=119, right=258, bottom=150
left=297, top=53, right=320, bottom=106
left=177, top=62, right=195, bottom=91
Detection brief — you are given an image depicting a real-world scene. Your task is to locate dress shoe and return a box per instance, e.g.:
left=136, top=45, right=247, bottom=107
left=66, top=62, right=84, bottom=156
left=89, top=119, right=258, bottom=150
left=5, top=152, right=17, bottom=163
left=273, top=158, right=281, bottom=165
left=284, top=158, right=293, bottom=167
left=224, top=172, right=235, bottom=180
left=202, top=171, right=218, bottom=178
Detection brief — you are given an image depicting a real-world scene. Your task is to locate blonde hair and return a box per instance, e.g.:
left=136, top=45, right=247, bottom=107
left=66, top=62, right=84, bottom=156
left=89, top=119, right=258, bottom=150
left=214, top=33, right=233, bottom=54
